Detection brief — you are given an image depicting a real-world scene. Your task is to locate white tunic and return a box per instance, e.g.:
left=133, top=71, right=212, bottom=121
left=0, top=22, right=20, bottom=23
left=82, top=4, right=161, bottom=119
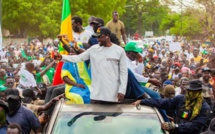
left=62, top=44, right=128, bottom=102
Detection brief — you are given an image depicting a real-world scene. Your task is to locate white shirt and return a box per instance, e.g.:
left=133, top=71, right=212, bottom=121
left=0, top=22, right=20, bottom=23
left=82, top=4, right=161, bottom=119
left=73, top=30, right=93, bottom=43
left=62, top=44, right=128, bottom=102
left=85, top=25, right=94, bottom=33
left=126, top=57, right=149, bottom=83
left=19, top=68, right=37, bottom=88
left=175, top=87, right=182, bottom=96
left=32, top=60, right=41, bottom=67
left=186, top=52, right=193, bottom=60
left=0, top=51, right=6, bottom=59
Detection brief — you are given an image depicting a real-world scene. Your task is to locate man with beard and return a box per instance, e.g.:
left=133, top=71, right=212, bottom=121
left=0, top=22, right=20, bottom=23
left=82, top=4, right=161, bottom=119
left=201, top=68, right=214, bottom=107
left=133, top=80, right=211, bottom=134
left=5, top=89, right=41, bottom=134
left=72, top=16, right=93, bottom=44
left=55, top=27, right=128, bottom=103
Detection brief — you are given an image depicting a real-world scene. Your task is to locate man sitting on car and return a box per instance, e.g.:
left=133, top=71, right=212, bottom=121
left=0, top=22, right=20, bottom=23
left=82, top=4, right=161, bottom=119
left=133, top=80, right=211, bottom=134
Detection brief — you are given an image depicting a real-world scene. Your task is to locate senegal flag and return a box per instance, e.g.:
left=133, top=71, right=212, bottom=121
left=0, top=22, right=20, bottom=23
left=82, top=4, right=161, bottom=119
left=52, top=0, right=73, bottom=85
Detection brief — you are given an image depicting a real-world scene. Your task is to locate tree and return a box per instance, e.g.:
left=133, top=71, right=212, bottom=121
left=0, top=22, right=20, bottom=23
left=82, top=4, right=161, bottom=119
left=121, top=0, right=169, bottom=37
left=2, top=0, right=43, bottom=37
left=195, top=0, right=215, bottom=45
left=160, top=9, right=203, bottom=40
left=2, top=0, right=126, bottom=38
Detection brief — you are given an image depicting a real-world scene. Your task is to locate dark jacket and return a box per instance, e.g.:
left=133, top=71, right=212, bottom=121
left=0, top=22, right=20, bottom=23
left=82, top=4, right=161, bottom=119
left=141, top=95, right=211, bottom=134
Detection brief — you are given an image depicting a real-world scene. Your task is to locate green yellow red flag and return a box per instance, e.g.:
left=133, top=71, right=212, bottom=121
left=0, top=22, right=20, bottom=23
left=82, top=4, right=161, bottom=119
left=52, top=0, right=73, bottom=85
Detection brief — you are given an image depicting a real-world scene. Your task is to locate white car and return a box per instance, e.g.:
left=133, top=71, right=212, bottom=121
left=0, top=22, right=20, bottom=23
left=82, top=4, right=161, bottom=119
left=43, top=99, right=169, bottom=134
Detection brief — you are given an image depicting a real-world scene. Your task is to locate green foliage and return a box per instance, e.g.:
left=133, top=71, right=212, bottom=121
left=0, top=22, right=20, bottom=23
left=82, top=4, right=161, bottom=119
left=121, top=0, right=169, bottom=37
left=160, top=8, right=203, bottom=40
left=159, top=14, right=180, bottom=31
left=2, top=0, right=126, bottom=38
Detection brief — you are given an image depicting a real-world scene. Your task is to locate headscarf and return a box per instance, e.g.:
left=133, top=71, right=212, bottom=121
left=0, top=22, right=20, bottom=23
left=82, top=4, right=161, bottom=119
left=185, top=90, right=203, bottom=120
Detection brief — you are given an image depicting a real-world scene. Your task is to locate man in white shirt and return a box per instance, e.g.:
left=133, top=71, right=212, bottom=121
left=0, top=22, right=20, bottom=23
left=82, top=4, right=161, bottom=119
left=125, top=42, right=161, bottom=87
left=72, top=16, right=93, bottom=44
left=55, top=27, right=128, bottom=103
left=18, top=62, right=42, bottom=95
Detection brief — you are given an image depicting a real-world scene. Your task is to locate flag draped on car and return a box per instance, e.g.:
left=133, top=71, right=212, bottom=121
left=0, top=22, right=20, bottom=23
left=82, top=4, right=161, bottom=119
left=52, top=0, right=73, bottom=85
left=61, top=60, right=91, bottom=104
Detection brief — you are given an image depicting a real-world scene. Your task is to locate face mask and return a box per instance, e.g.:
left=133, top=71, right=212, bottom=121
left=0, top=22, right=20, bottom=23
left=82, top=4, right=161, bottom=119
left=0, top=110, right=6, bottom=126
left=7, top=99, right=21, bottom=116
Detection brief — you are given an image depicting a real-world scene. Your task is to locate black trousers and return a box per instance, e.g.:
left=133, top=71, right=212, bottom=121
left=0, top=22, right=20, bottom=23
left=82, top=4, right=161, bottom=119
left=44, top=84, right=65, bottom=115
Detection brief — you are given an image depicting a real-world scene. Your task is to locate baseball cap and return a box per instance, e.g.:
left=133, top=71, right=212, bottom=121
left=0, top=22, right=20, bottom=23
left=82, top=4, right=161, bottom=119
left=90, top=17, right=104, bottom=26
left=5, top=88, right=20, bottom=100
left=92, top=27, right=111, bottom=37
left=163, top=80, right=173, bottom=85
left=125, top=42, right=142, bottom=53
left=174, top=62, right=181, bottom=68
left=202, top=67, right=211, bottom=73
left=190, top=64, right=196, bottom=70
left=38, top=83, right=47, bottom=91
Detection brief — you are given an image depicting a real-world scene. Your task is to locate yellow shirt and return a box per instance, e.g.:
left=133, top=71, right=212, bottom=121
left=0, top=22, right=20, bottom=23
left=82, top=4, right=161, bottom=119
left=106, top=20, right=125, bottom=47
left=193, top=56, right=202, bottom=64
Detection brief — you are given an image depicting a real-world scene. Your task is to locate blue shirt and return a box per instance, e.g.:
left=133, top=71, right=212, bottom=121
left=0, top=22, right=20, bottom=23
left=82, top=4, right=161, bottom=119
left=7, top=106, right=41, bottom=134
left=0, top=125, right=7, bottom=134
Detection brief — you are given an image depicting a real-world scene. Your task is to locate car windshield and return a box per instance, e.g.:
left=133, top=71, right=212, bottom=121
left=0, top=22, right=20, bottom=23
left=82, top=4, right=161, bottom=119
left=52, top=112, right=164, bottom=134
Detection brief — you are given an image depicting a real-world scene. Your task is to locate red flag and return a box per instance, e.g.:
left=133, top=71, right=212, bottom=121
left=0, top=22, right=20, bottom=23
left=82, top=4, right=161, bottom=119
left=52, top=62, right=64, bottom=85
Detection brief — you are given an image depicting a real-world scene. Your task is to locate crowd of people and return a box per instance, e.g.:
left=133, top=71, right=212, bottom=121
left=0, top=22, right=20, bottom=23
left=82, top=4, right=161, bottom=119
left=0, top=11, right=215, bottom=134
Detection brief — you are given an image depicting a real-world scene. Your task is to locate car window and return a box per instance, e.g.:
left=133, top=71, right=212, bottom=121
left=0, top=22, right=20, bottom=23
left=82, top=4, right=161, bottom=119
left=52, top=112, right=165, bottom=134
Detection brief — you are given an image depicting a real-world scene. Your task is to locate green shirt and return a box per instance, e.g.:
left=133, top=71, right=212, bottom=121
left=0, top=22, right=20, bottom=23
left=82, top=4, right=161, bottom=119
left=41, top=67, right=55, bottom=84
left=0, top=85, right=7, bottom=92
left=0, top=76, right=6, bottom=85
left=36, top=73, right=43, bottom=83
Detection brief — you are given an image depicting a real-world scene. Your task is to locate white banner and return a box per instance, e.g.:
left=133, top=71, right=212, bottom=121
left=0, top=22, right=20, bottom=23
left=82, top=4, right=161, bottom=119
left=0, top=25, right=2, bottom=51
left=145, top=31, right=153, bottom=37
left=169, top=42, right=181, bottom=52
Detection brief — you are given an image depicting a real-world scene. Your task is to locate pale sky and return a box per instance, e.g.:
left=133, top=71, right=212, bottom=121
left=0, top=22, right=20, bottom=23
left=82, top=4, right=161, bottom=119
left=169, top=0, right=199, bottom=13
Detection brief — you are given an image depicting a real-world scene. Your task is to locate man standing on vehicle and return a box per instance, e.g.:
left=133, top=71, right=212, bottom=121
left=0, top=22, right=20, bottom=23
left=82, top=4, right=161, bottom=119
left=106, top=11, right=127, bottom=47
left=54, top=27, right=128, bottom=103
left=133, top=80, right=211, bottom=134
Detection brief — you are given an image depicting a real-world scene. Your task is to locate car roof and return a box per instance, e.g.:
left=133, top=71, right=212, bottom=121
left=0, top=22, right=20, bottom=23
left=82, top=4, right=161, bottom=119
left=60, top=103, right=156, bottom=114
left=46, top=99, right=169, bottom=134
